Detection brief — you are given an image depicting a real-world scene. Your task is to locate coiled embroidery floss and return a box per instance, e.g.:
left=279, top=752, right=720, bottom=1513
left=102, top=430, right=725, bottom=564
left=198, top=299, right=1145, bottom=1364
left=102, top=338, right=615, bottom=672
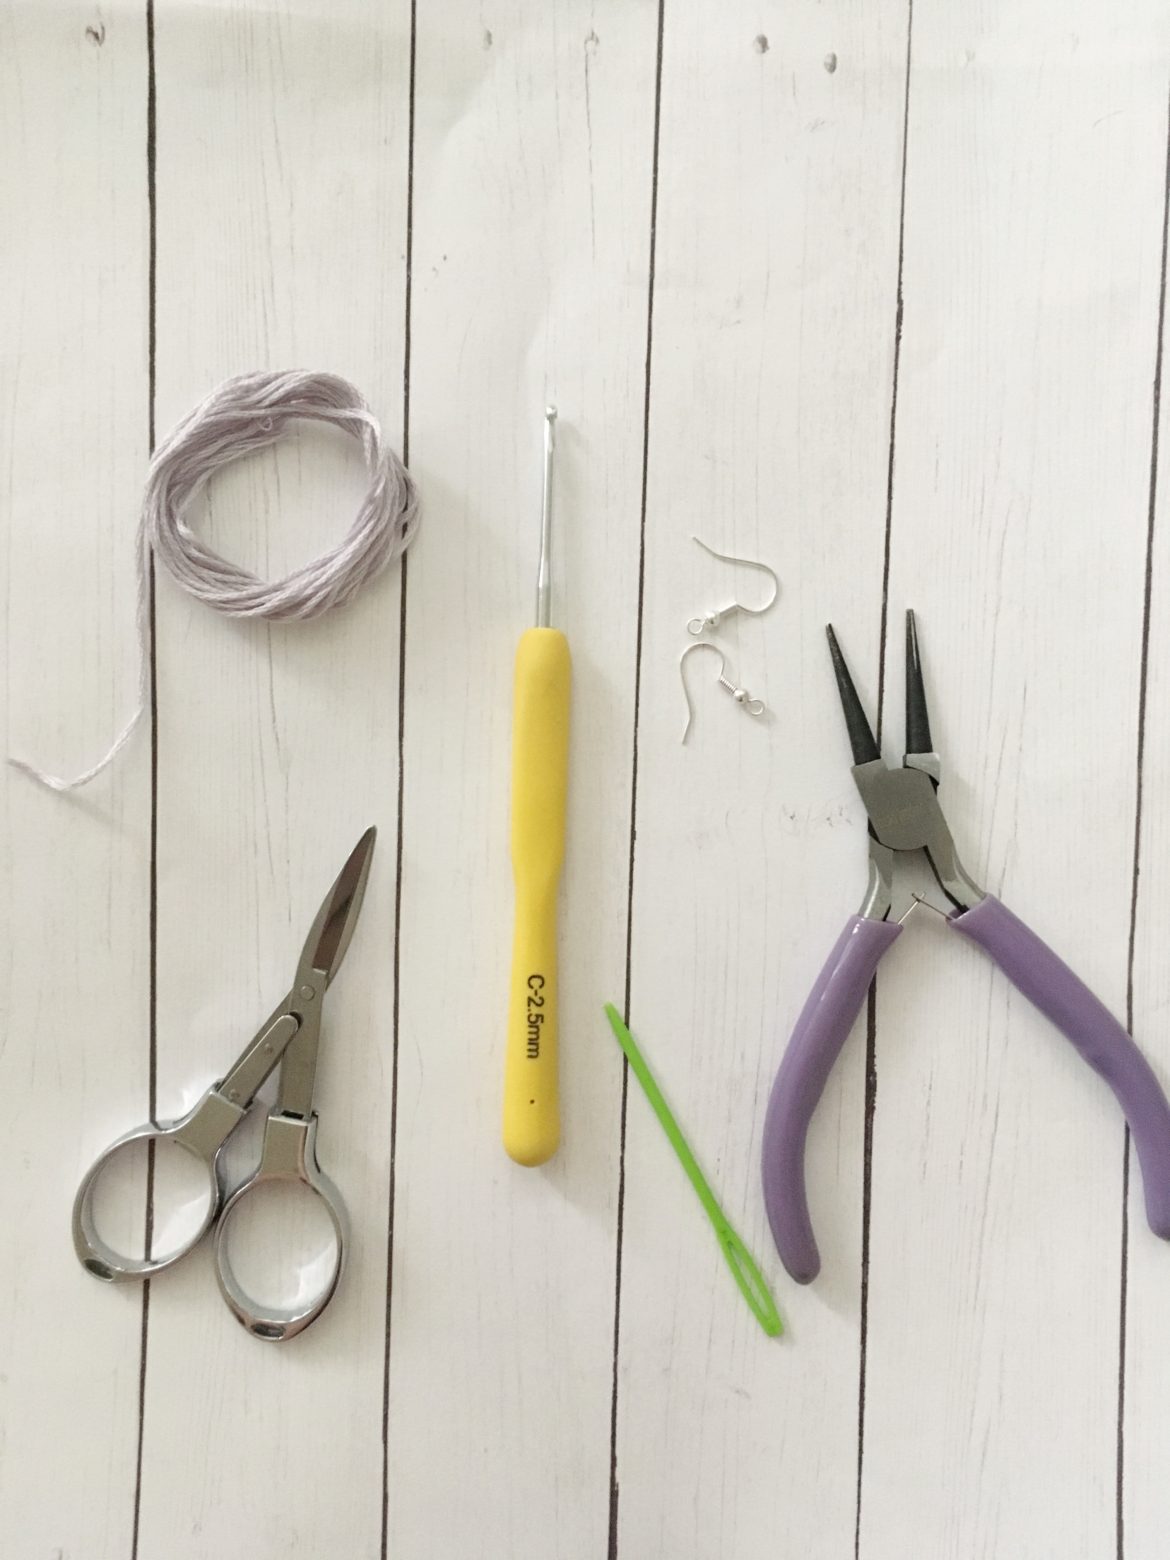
left=10, top=370, right=420, bottom=791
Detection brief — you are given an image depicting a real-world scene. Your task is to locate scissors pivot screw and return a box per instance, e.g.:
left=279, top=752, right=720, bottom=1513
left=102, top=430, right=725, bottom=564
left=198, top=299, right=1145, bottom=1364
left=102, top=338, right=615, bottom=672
left=300, top=983, right=316, bottom=1000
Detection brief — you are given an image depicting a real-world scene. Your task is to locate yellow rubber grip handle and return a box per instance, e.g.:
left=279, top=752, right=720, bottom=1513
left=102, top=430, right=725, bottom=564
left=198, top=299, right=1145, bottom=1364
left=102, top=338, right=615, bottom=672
left=503, top=627, right=571, bottom=1166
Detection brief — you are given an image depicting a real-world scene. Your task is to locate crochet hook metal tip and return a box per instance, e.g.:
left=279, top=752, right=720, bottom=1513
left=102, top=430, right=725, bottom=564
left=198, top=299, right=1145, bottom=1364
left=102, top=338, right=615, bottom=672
left=536, top=406, right=558, bottom=628
left=505, top=404, right=571, bottom=1166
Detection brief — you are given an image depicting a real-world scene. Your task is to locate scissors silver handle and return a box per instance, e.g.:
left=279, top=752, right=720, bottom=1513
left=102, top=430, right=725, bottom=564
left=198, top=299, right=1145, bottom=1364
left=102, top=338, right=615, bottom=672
left=72, top=1086, right=246, bottom=1281
left=73, top=1012, right=300, bottom=1283
left=214, top=1111, right=347, bottom=1342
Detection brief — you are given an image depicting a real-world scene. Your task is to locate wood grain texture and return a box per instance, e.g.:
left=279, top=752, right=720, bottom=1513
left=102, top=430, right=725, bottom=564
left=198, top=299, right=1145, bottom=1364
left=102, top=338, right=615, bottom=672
left=5, top=2, right=1170, bottom=1557
left=1125, top=77, right=1170, bottom=1559
left=135, top=3, right=411, bottom=1557
left=862, top=4, right=1170, bottom=1556
left=0, top=5, right=150, bottom=1556
left=386, top=5, right=656, bottom=1555
left=616, top=3, right=910, bottom=1556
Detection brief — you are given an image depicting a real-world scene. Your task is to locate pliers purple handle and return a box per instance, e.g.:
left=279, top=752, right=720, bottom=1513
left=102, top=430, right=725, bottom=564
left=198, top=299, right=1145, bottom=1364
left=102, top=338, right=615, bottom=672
left=761, top=614, right=1170, bottom=1284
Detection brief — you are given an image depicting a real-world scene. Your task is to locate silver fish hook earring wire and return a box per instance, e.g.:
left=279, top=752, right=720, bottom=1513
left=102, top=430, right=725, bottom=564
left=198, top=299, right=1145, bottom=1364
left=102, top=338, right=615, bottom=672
left=687, top=537, right=779, bottom=637
left=679, top=641, right=766, bottom=744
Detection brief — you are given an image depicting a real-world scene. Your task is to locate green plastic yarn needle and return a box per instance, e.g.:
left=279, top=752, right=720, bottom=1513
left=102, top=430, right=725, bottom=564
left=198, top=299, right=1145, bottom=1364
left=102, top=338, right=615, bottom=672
left=603, top=1003, right=783, bottom=1338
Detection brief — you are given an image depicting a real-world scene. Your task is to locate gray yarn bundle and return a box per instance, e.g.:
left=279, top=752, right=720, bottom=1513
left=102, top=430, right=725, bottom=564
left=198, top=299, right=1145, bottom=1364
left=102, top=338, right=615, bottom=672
left=11, top=370, right=420, bottom=791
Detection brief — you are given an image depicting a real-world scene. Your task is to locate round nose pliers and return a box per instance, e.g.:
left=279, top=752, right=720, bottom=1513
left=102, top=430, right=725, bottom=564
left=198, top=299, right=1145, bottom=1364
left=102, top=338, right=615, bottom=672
left=762, top=612, right=1170, bottom=1284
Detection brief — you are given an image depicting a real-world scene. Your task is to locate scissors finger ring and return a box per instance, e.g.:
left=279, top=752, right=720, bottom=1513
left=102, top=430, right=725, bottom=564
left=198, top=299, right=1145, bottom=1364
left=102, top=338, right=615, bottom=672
left=214, top=1114, right=348, bottom=1341
left=72, top=827, right=376, bottom=1341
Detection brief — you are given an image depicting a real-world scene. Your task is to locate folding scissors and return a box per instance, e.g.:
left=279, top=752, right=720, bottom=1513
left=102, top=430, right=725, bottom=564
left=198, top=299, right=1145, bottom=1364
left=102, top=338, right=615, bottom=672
left=73, top=827, right=376, bottom=1340
left=761, top=614, right=1170, bottom=1284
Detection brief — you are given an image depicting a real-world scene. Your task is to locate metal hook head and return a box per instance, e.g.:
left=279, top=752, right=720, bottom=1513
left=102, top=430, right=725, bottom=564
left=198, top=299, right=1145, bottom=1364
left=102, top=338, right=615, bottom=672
left=733, top=690, right=766, bottom=717
left=688, top=537, right=780, bottom=630
left=679, top=642, right=765, bottom=742
left=687, top=611, right=721, bottom=636
left=679, top=641, right=725, bottom=743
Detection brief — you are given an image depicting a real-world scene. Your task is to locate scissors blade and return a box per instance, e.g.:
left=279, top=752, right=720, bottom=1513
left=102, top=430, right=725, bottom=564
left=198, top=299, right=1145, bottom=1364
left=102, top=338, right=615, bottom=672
left=296, top=826, right=377, bottom=986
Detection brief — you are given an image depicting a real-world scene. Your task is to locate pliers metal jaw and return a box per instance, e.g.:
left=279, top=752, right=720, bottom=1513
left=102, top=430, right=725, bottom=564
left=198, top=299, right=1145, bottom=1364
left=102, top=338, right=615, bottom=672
left=826, top=613, right=985, bottom=920
left=853, top=759, right=985, bottom=919
left=761, top=613, right=1170, bottom=1286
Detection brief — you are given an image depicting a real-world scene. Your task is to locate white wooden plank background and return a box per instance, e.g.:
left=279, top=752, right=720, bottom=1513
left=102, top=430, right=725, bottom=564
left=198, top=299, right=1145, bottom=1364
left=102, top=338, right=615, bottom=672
left=3, top=3, right=1170, bottom=1558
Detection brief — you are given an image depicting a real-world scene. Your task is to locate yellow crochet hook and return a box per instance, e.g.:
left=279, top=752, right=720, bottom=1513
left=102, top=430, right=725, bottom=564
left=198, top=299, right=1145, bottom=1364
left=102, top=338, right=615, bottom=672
left=503, top=407, right=571, bottom=1165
